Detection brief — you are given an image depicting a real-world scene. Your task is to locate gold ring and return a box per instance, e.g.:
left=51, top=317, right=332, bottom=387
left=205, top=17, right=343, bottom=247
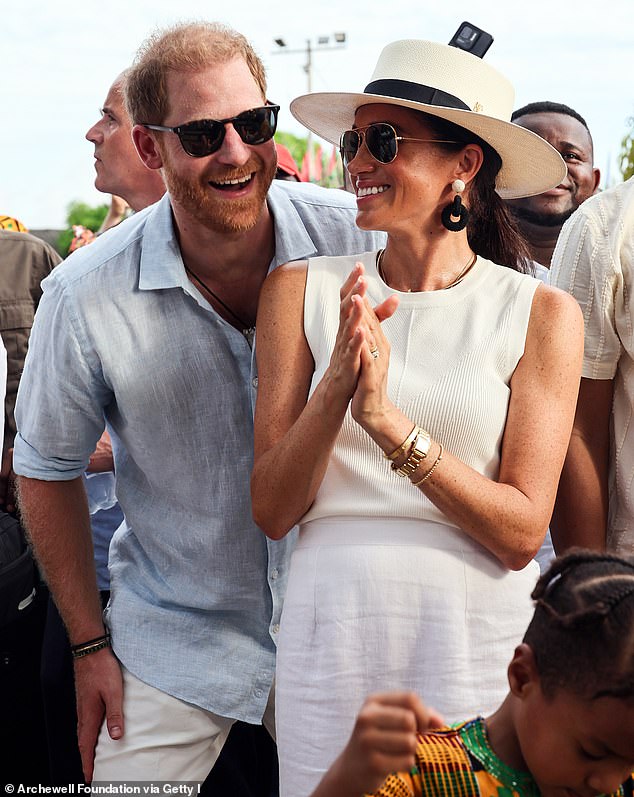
left=370, top=347, right=380, bottom=359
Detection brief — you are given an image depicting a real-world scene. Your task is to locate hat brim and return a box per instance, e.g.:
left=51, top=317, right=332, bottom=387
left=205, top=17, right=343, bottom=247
left=290, top=92, right=567, bottom=200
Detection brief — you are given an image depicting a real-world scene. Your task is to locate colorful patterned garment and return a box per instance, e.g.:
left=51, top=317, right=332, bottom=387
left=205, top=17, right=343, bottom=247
left=0, top=215, right=28, bottom=232
left=369, top=717, right=633, bottom=797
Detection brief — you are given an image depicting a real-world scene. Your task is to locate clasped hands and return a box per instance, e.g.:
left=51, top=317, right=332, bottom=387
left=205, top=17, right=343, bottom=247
left=328, top=262, right=399, bottom=428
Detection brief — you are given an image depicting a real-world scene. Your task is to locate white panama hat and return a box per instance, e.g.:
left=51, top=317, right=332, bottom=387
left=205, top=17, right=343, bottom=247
left=290, top=39, right=566, bottom=199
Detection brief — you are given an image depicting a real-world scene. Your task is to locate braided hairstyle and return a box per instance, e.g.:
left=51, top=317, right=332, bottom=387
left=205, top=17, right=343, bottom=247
left=523, top=549, right=634, bottom=699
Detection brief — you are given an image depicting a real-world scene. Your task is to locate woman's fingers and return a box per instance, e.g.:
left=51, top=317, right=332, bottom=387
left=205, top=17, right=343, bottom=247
left=374, top=294, right=400, bottom=323
left=339, top=270, right=399, bottom=368
left=354, top=295, right=396, bottom=362
left=339, top=262, right=366, bottom=302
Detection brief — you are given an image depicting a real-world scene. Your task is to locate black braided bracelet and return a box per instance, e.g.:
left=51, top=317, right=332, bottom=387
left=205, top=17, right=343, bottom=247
left=71, top=633, right=112, bottom=660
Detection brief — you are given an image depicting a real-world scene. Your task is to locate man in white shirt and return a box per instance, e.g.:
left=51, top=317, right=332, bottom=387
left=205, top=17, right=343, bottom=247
left=551, top=177, right=634, bottom=556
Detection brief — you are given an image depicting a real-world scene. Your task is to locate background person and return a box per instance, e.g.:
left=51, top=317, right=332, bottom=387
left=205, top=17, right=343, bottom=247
left=505, top=101, right=600, bottom=277
left=0, top=225, right=61, bottom=783
left=551, top=177, right=634, bottom=557
left=251, top=38, right=583, bottom=797
left=274, top=142, right=303, bottom=181
left=503, top=101, right=600, bottom=572
left=311, top=550, right=634, bottom=797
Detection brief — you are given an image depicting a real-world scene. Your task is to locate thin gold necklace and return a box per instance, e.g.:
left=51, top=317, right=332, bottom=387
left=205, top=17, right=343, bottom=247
left=376, top=249, right=477, bottom=291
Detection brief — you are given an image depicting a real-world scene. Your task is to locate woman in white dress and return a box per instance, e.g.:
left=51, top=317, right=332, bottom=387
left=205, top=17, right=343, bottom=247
left=251, top=39, right=583, bottom=797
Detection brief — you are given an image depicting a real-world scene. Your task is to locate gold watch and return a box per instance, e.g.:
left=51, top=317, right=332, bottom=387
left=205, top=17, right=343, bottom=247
left=392, top=428, right=431, bottom=477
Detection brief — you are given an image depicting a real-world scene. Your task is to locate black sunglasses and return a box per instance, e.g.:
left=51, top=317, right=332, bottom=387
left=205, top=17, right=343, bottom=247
left=142, top=104, right=280, bottom=158
left=340, top=122, right=459, bottom=169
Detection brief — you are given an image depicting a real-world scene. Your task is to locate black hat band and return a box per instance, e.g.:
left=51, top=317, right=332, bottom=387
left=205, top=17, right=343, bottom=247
left=364, top=79, right=470, bottom=111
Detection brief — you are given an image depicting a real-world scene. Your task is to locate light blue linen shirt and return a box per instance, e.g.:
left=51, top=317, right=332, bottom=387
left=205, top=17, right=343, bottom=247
left=14, top=181, right=385, bottom=722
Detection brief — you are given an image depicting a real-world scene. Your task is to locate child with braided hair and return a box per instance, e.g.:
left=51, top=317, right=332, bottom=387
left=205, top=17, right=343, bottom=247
left=312, top=550, right=634, bottom=797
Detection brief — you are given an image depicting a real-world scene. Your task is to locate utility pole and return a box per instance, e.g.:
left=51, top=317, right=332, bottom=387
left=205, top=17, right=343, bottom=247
left=272, top=33, right=347, bottom=181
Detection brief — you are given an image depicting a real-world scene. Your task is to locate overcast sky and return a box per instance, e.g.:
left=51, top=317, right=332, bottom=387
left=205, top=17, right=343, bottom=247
left=2, top=0, right=632, bottom=228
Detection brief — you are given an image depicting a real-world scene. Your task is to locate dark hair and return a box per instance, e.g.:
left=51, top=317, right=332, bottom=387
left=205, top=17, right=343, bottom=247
left=511, top=102, right=594, bottom=160
left=420, top=112, right=533, bottom=273
left=524, top=549, right=634, bottom=700
left=511, top=101, right=589, bottom=131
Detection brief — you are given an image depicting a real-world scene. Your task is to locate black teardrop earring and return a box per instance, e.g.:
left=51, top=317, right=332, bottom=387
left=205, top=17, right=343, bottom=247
left=441, top=179, right=469, bottom=232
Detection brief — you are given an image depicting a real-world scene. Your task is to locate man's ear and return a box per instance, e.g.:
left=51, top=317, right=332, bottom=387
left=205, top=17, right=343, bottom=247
left=132, top=125, right=164, bottom=170
left=591, top=167, right=601, bottom=195
left=507, top=643, right=540, bottom=698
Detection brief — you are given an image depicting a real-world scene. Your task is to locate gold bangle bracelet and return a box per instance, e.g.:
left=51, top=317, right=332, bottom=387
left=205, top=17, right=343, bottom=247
left=384, top=424, right=418, bottom=462
left=392, top=427, right=431, bottom=477
left=412, top=443, right=444, bottom=486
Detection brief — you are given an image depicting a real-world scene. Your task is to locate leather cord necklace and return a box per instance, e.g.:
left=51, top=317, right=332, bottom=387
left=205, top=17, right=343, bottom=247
left=184, top=263, right=255, bottom=348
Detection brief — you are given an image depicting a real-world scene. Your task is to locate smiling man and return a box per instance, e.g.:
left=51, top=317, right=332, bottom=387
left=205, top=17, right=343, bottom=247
left=505, top=101, right=600, bottom=273
left=14, top=21, right=383, bottom=782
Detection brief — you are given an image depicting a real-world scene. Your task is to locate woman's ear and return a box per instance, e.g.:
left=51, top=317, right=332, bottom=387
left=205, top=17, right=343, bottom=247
left=507, top=643, right=541, bottom=699
left=455, top=143, right=484, bottom=186
left=132, top=125, right=164, bottom=171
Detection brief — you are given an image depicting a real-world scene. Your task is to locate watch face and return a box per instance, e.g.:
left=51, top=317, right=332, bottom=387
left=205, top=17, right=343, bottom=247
left=396, top=428, right=431, bottom=477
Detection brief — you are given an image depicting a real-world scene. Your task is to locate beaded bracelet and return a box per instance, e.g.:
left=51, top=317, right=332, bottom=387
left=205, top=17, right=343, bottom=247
left=71, top=633, right=112, bottom=660
left=412, top=443, right=444, bottom=486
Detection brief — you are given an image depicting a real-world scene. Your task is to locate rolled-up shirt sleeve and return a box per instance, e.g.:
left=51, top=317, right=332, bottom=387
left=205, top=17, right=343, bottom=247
left=14, top=269, right=109, bottom=481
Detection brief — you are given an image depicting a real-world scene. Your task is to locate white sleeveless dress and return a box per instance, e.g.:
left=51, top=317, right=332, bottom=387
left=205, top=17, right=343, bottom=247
left=275, top=251, right=541, bottom=797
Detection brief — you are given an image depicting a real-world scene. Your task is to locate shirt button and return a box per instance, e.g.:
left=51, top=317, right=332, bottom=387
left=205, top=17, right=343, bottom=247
left=270, top=568, right=279, bottom=580
left=252, top=376, right=259, bottom=388
left=272, top=624, right=280, bottom=634
left=254, top=688, right=263, bottom=698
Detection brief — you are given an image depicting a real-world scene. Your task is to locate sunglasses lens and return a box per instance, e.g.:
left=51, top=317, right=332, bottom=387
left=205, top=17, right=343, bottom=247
left=176, top=106, right=278, bottom=157
left=366, top=124, right=397, bottom=164
left=340, top=130, right=361, bottom=168
left=179, top=122, right=225, bottom=157
left=235, top=106, right=278, bottom=145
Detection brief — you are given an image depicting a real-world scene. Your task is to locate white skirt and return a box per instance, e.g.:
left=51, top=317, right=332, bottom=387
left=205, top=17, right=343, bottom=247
left=275, top=516, right=539, bottom=797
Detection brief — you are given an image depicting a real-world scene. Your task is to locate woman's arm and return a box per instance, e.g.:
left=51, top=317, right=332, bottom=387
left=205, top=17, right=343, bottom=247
left=251, top=261, right=388, bottom=539
left=351, top=284, right=584, bottom=570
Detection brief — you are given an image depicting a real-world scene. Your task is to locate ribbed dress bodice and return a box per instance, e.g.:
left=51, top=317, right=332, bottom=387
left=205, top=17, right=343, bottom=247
left=301, top=250, right=540, bottom=528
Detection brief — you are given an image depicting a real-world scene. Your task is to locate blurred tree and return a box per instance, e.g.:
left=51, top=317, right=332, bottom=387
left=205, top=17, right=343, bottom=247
left=619, top=116, right=634, bottom=181
left=57, top=201, right=109, bottom=255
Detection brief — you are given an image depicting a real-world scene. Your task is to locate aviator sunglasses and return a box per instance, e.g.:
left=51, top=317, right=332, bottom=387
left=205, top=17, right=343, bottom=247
left=340, top=122, right=459, bottom=169
left=142, top=104, right=280, bottom=158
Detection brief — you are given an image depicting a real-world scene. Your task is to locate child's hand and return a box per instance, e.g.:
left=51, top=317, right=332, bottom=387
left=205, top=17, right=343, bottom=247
left=312, top=692, right=443, bottom=797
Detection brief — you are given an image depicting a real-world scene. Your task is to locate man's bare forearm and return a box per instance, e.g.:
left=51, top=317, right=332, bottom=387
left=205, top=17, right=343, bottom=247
left=551, top=378, right=612, bottom=553
left=17, top=475, right=105, bottom=643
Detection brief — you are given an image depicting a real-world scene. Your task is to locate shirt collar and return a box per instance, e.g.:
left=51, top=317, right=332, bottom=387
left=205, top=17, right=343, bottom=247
left=267, top=181, right=320, bottom=267
left=138, top=183, right=322, bottom=290
left=138, top=194, right=188, bottom=292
